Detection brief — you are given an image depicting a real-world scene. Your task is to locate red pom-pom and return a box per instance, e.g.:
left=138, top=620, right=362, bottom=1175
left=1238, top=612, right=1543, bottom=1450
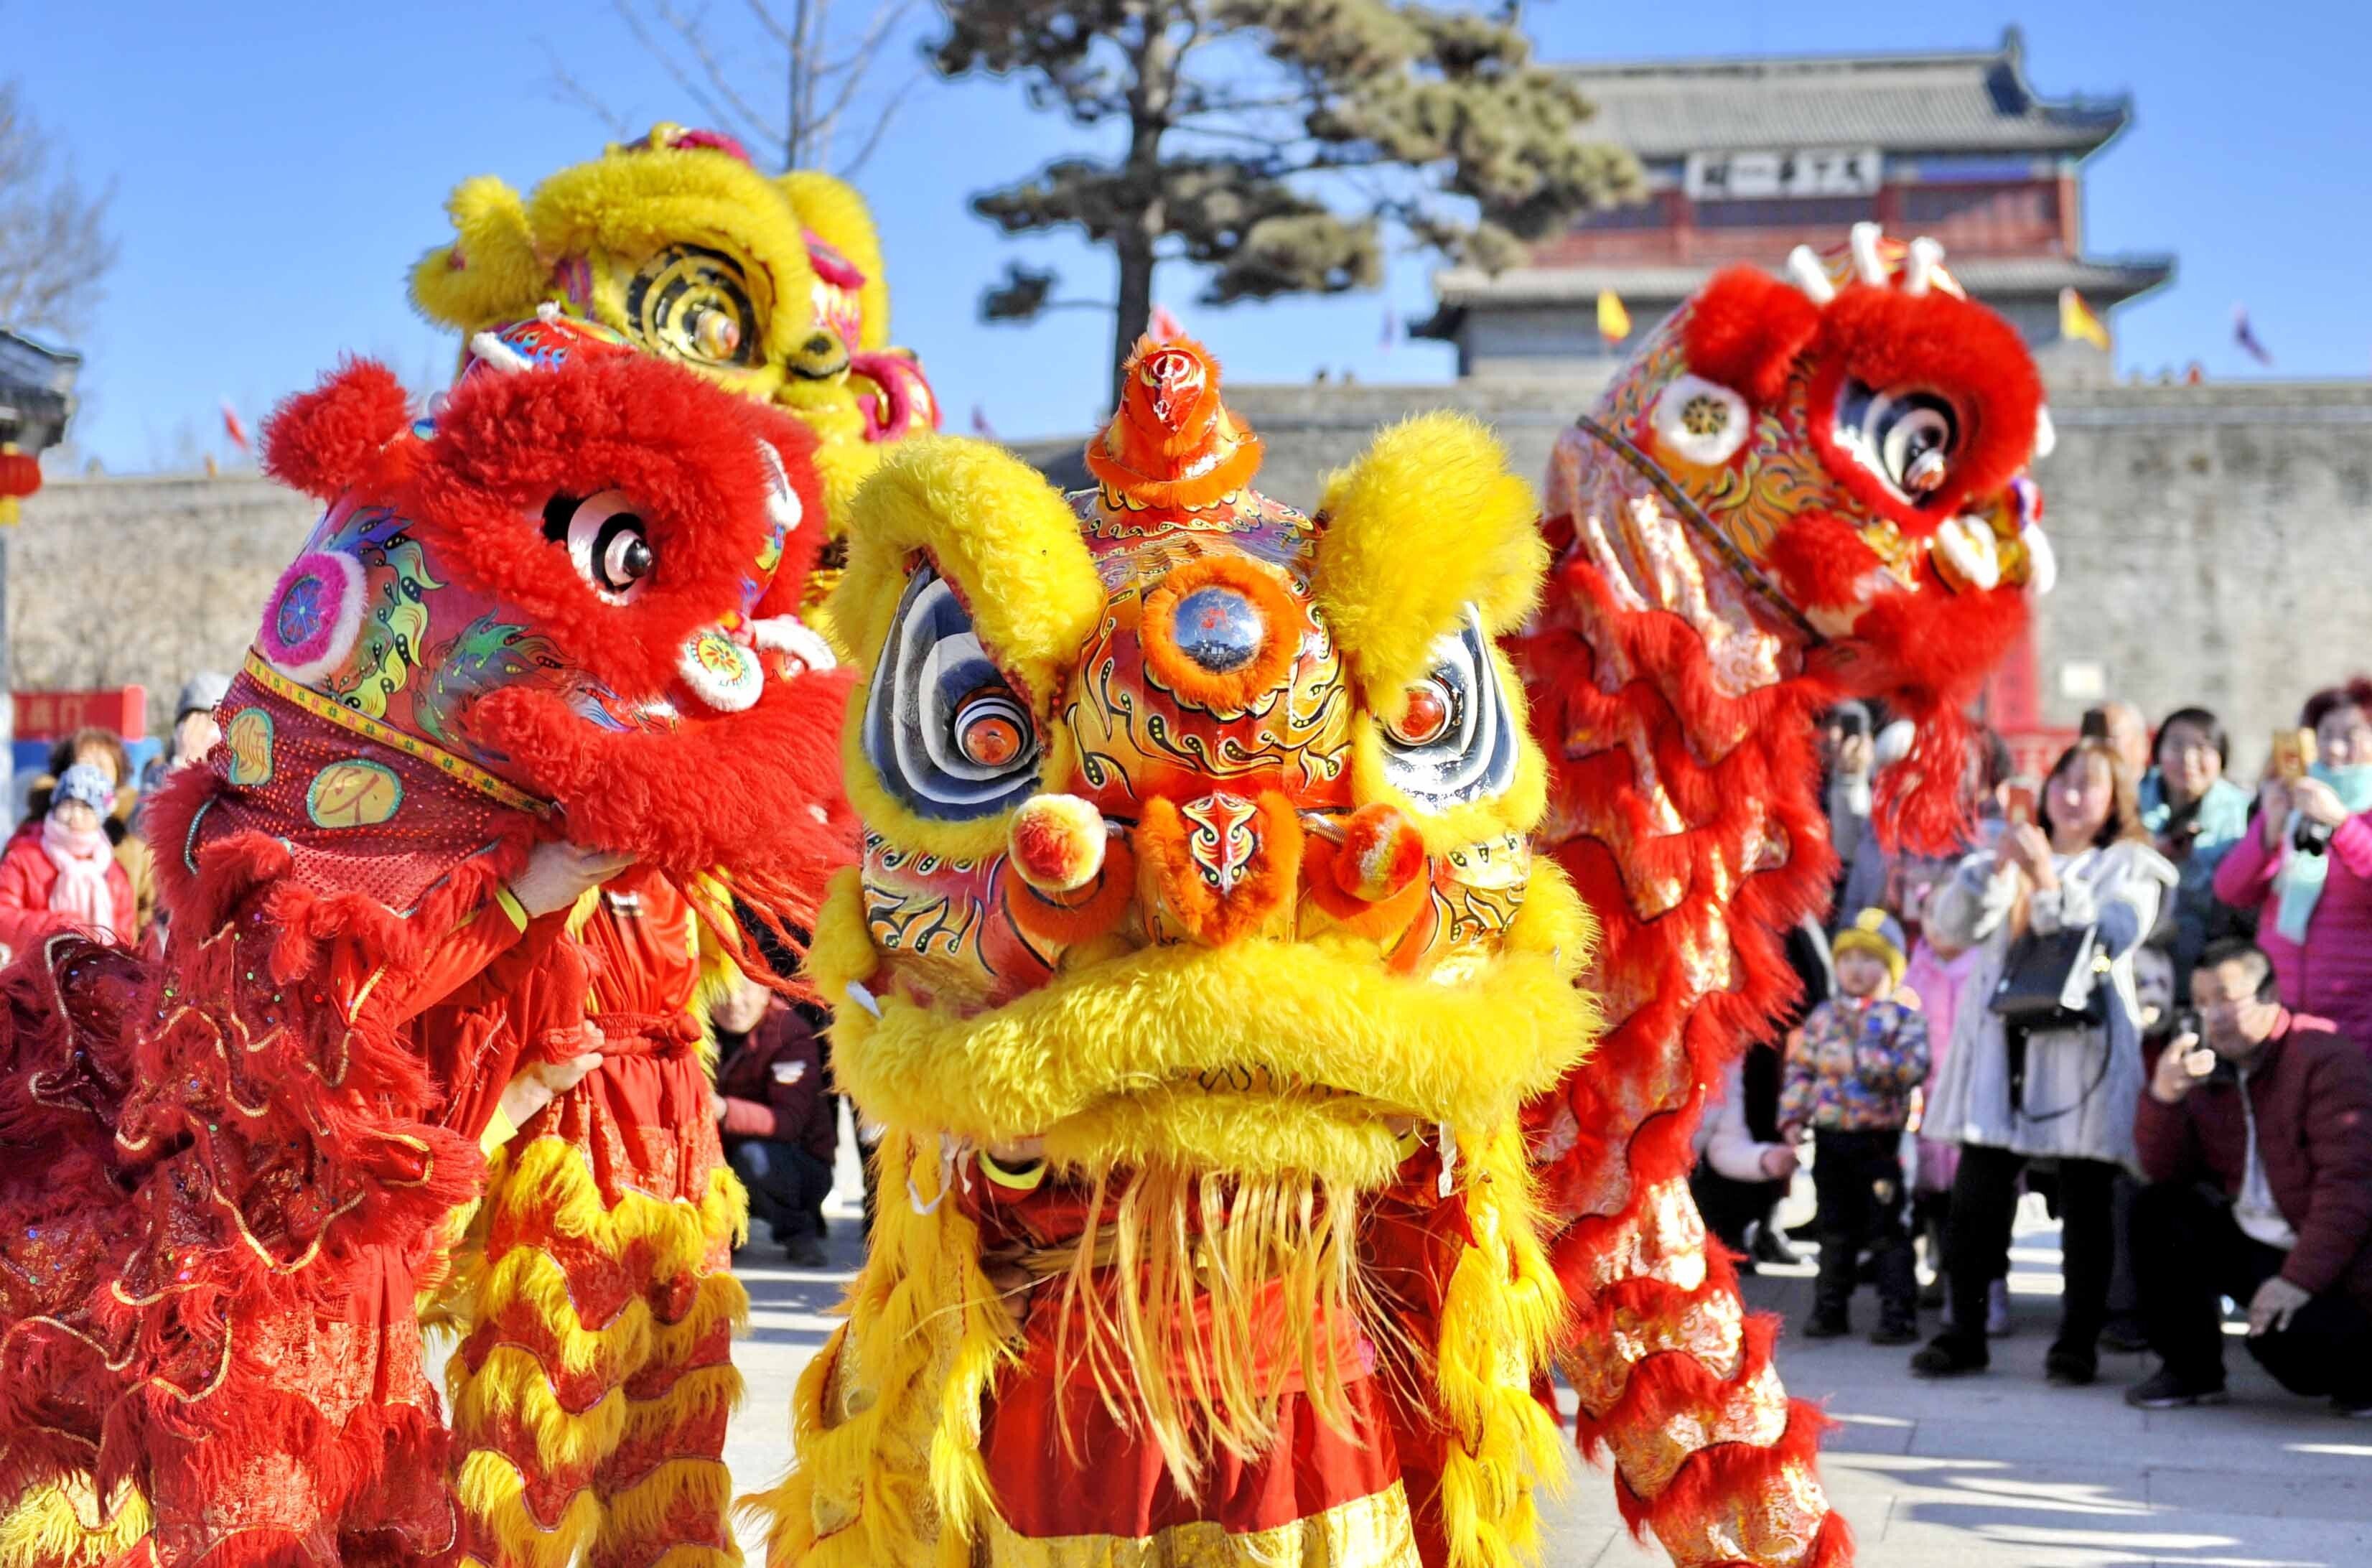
left=1680, top=268, right=1821, bottom=408
left=260, top=358, right=414, bottom=499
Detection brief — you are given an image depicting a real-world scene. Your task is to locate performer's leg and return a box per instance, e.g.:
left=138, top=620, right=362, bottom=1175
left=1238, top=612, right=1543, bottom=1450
left=587, top=1058, right=746, bottom=1568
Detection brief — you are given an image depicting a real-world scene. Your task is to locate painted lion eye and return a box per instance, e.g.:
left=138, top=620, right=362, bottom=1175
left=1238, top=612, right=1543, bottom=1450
left=1377, top=610, right=1518, bottom=810
left=542, top=489, right=655, bottom=605
left=955, top=693, right=1029, bottom=768
left=1835, top=380, right=1960, bottom=505
left=862, top=566, right=1043, bottom=820
left=1386, top=678, right=1455, bottom=747
left=627, top=243, right=761, bottom=369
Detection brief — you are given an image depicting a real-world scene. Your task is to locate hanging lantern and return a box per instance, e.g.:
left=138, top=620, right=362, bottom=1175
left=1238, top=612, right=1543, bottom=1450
left=0, top=443, right=39, bottom=526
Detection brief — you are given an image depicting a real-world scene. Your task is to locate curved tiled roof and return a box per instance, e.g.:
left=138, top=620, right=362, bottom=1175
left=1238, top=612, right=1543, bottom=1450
left=1562, top=32, right=2130, bottom=159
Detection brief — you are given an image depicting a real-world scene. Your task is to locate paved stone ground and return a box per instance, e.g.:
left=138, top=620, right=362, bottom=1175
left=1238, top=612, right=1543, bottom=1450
left=716, top=1152, right=2372, bottom=1567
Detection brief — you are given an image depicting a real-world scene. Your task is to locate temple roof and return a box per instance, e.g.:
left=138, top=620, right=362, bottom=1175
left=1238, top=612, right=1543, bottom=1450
left=0, top=329, right=82, bottom=453
left=1427, top=253, right=2174, bottom=312
left=1562, top=29, right=2131, bottom=159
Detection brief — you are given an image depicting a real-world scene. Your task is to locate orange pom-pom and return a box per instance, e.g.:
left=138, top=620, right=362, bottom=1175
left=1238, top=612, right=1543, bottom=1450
left=1007, top=793, right=1107, bottom=894
left=1333, top=802, right=1425, bottom=903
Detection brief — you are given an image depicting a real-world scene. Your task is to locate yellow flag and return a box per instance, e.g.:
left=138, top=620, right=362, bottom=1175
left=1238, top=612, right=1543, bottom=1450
left=1597, top=289, right=1632, bottom=343
left=2060, top=287, right=2109, bottom=350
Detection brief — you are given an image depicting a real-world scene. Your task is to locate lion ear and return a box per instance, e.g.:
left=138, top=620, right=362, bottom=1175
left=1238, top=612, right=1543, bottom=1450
left=409, top=175, right=543, bottom=330
left=828, top=437, right=1102, bottom=710
left=1312, top=413, right=1544, bottom=709
left=261, top=359, right=414, bottom=499
left=776, top=170, right=890, bottom=350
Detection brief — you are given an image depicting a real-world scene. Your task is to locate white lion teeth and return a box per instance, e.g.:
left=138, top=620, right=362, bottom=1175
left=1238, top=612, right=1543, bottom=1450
left=2033, top=403, right=2058, bottom=461
left=1904, top=236, right=1945, bottom=297
left=1933, top=515, right=2002, bottom=592
left=1849, top=222, right=1887, bottom=285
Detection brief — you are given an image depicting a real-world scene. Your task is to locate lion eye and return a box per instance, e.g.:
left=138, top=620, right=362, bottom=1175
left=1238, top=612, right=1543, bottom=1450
left=1835, top=380, right=1961, bottom=505
left=860, top=566, right=1042, bottom=819
left=542, top=490, right=655, bottom=605
left=1377, top=610, right=1516, bottom=809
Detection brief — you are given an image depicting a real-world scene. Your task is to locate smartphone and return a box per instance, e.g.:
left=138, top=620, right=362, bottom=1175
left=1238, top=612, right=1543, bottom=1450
left=2271, top=727, right=2316, bottom=783
left=2004, top=776, right=2040, bottom=827
left=2080, top=708, right=2111, bottom=741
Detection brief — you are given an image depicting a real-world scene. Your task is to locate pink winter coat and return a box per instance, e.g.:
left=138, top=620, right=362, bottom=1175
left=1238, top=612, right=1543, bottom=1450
left=2213, top=812, right=2372, bottom=1058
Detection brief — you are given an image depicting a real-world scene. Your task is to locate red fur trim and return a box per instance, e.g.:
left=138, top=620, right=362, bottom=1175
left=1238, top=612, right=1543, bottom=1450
left=470, top=670, right=858, bottom=897
left=1620, top=1403, right=1852, bottom=1565
left=1678, top=269, right=1822, bottom=409
left=1806, top=284, right=2042, bottom=533
left=260, top=358, right=414, bottom=500
left=1762, top=510, right=1885, bottom=617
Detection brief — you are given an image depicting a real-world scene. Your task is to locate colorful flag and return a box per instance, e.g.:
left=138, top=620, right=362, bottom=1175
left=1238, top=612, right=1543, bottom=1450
left=2058, top=289, right=2109, bottom=350
left=1596, top=289, right=1631, bottom=343
left=1380, top=302, right=1399, bottom=354
left=2233, top=307, right=2274, bottom=367
left=220, top=400, right=251, bottom=453
left=970, top=404, right=996, bottom=439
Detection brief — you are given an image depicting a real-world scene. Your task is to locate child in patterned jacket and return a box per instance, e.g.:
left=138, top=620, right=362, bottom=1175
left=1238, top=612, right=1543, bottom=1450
left=1781, top=908, right=1932, bottom=1343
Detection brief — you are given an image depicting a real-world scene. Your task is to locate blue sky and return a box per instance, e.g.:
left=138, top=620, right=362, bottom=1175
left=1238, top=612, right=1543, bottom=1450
left=11, top=0, right=2366, bottom=471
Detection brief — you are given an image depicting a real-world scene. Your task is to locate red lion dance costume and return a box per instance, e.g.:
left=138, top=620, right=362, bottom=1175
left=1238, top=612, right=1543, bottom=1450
left=1516, top=225, right=2054, bottom=1564
left=0, top=319, right=851, bottom=1568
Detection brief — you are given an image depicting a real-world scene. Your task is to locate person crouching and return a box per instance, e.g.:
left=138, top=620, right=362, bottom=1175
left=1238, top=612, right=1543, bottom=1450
left=709, top=970, right=839, bottom=1266
left=1781, top=908, right=1932, bottom=1345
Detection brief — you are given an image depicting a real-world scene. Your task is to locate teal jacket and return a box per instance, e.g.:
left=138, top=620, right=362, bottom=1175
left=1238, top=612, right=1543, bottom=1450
left=2139, top=771, right=2253, bottom=973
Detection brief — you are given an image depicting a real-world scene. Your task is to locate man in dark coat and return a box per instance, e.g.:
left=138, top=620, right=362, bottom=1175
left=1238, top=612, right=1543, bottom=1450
left=711, top=972, right=839, bottom=1266
left=2126, top=937, right=2372, bottom=1412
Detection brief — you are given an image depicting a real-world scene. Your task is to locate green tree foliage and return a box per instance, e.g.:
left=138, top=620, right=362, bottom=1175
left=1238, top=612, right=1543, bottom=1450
left=933, top=1, right=1641, bottom=398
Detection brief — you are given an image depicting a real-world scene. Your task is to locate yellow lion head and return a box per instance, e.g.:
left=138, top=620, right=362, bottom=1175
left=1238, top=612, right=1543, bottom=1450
left=410, top=124, right=938, bottom=513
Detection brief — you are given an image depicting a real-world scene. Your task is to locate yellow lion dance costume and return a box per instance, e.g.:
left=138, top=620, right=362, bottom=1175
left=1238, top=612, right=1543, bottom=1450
left=411, top=123, right=938, bottom=515
left=747, top=335, right=1597, bottom=1567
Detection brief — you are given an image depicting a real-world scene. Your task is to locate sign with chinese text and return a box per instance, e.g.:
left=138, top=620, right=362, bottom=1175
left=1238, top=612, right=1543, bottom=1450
left=1684, top=148, right=1882, bottom=201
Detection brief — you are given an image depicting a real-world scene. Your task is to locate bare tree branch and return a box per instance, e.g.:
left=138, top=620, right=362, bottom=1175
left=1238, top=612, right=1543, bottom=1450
left=0, top=80, right=118, bottom=341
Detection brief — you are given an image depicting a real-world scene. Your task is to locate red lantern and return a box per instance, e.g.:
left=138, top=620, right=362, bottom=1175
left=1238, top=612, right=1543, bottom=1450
left=0, top=447, right=39, bottom=499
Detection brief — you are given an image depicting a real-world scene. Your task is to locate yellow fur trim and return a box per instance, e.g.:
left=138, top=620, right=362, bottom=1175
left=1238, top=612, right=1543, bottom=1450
left=1314, top=414, right=1546, bottom=712
left=1431, top=1127, right=1573, bottom=1568
left=828, top=437, right=1104, bottom=711
left=808, top=439, right=883, bottom=528
left=740, top=1132, right=1014, bottom=1568
left=776, top=172, right=890, bottom=351
left=827, top=866, right=1594, bottom=1161
left=486, top=1137, right=748, bottom=1276
left=453, top=1346, right=744, bottom=1474
left=458, top=1245, right=749, bottom=1381
left=0, top=1479, right=149, bottom=1568
left=408, top=175, right=544, bottom=330
left=456, top=1449, right=605, bottom=1568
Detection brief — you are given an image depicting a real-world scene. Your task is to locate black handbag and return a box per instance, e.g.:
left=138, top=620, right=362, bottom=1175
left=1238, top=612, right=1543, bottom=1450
left=1988, top=925, right=2110, bottom=1032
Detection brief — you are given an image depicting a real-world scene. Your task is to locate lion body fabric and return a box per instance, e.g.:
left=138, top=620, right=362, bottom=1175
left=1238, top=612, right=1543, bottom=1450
left=750, top=339, right=1597, bottom=1567
left=1516, top=228, right=2053, bottom=1564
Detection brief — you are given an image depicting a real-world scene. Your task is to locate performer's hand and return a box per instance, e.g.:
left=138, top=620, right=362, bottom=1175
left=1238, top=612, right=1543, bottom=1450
left=979, top=1245, right=1035, bottom=1339
left=498, top=1048, right=603, bottom=1131
left=1759, top=1145, right=1799, bottom=1181
left=509, top=841, right=636, bottom=918
left=2246, top=1274, right=2312, bottom=1338
left=710, top=1092, right=729, bottom=1121
left=2259, top=778, right=2293, bottom=847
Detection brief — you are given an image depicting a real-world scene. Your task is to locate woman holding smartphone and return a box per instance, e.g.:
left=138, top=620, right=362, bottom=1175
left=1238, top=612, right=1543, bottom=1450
left=1912, top=737, right=2177, bottom=1386
left=2212, top=679, right=2372, bottom=1058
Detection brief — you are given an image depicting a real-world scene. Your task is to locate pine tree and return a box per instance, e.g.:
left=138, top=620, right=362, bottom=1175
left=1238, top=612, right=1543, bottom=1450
left=934, top=1, right=1640, bottom=401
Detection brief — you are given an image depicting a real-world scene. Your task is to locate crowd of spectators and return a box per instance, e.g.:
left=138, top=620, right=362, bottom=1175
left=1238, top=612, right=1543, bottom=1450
left=1706, top=685, right=2372, bottom=1422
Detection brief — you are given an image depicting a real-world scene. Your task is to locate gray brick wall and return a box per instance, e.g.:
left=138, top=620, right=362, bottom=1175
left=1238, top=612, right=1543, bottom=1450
left=22, top=375, right=2372, bottom=775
